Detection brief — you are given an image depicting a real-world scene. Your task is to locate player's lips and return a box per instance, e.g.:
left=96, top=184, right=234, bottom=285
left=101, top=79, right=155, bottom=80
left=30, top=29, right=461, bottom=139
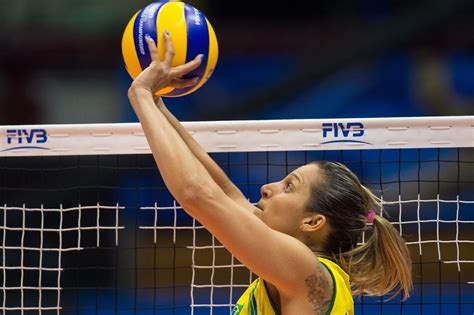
left=256, top=201, right=264, bottom=211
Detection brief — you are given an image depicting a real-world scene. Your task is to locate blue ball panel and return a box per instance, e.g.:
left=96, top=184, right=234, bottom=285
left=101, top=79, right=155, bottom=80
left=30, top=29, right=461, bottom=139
left=133, top=2, right=166, bottom=71
left=166, top=4, right=209, bottom=96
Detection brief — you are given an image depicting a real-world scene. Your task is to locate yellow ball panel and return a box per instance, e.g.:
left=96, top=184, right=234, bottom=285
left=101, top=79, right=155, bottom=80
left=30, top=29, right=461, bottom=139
left=121, top=11, right=143, bottom=79
left=155, top=2, right=188, bottom=96
left=156, top=86, right=175, bottom=96
left=156, top=2, right=188, bottom=67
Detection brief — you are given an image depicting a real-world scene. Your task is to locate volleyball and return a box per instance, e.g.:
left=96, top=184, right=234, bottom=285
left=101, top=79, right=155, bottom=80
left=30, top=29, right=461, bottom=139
left=122, top=1, right=218, bottom=97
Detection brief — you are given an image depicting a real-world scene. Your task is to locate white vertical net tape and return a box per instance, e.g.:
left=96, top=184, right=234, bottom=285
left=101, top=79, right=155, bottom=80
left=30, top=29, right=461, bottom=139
left=0, top=204, right=124, bottom=314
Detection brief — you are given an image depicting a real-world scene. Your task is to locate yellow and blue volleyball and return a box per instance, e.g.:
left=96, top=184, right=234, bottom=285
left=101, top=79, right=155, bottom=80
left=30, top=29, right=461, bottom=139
left=122, top=1, right=218, bottom=97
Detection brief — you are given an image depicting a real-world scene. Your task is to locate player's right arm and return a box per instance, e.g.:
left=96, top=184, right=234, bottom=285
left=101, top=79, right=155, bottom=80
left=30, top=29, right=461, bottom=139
left=154, top=97, right=255, bottom=213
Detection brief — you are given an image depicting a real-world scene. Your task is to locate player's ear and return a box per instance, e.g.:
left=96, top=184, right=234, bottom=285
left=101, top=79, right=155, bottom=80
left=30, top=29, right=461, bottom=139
left=300, top=214, right=326, bottom=232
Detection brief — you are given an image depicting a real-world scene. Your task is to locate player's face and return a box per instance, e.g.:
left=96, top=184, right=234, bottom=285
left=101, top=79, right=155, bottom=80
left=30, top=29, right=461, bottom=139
left=254, top=163, right=318, bottom=237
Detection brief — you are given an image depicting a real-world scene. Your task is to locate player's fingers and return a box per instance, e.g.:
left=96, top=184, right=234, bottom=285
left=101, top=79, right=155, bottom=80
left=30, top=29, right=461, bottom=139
left=169, top=77, right=199, bottom=88
left=171, top=54, right=203, bottom=77
left=153, top=94, right=161, bottom=105
left=145, top=36, right=159, bottom=63
left=163, top=30, right=175, bottom=67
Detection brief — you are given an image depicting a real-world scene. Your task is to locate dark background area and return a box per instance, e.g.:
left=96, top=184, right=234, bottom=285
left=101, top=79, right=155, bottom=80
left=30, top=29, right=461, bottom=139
left=0, top=0, right=472, bottom=125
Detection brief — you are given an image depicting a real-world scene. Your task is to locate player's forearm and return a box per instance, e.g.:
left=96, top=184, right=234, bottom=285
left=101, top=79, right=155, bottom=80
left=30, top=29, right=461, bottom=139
left=128, top=88, right=215, bottom=203
left=155, top=98, right=242, bottom=195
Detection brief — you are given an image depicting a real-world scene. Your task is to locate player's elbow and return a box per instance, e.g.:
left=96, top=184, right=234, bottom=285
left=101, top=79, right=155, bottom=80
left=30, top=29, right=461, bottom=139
left=127, top=86, right=150, bottom=105
left=178, top=182, right=217, bottom=210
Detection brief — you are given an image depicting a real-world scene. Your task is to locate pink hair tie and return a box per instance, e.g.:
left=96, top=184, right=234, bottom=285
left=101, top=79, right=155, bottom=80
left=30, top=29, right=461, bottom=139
left=367, top=209, right=376, bottom=224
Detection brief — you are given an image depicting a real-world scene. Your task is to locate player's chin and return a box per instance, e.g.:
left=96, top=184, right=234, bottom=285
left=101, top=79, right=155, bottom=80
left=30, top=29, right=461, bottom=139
left=253, top=207, right=264, bottom=219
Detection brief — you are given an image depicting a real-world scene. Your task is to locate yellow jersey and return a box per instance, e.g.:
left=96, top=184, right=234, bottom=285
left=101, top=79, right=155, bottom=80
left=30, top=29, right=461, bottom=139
left=233, top=257, right=354, bottom=315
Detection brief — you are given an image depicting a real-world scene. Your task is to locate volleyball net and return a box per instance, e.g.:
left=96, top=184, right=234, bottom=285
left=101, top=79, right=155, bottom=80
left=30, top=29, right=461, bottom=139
left=0, top=116, right=473, bottom=314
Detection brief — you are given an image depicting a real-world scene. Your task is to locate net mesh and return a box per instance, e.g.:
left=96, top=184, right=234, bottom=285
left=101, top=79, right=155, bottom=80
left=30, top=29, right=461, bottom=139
left=0, top=146, right=473, bottom=314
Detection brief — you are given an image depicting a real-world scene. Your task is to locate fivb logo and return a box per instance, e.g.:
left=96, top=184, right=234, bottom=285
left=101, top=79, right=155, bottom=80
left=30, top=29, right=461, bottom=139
left=3, top=129, right=49, bottom=151
left=321, top=122, right=371, bottom=145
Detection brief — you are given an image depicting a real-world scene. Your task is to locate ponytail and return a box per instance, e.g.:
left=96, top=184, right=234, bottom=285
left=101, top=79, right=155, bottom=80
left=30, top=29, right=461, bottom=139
left=339, top=214, right=413, bottom=300
left=308, top=161, right=413, bottom=300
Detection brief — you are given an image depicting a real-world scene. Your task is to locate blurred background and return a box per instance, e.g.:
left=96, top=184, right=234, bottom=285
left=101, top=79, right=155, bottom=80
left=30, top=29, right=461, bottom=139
left=0, top=0, right=472, bottom=126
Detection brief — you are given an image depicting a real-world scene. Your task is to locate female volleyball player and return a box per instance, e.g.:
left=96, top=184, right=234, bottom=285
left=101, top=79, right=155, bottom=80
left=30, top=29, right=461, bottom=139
left=127, top=33, right=413, bottom=315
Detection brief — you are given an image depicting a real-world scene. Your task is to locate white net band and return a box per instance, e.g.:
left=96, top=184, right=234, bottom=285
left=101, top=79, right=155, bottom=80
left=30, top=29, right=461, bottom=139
left=0, top=116, right=472, bottom=157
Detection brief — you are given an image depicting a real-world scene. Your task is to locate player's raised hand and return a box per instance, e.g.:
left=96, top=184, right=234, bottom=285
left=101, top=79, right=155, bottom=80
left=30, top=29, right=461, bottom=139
left=129, top=31, right=202, bottom=94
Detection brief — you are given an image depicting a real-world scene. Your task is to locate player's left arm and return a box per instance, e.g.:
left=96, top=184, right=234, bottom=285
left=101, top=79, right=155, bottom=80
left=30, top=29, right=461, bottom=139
left=128, top=34, right=320, bottom=297
left=129, top=85, right=319, bottom=296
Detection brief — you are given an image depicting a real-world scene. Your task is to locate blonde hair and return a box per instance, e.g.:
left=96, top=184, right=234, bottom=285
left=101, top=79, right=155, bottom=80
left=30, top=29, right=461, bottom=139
left=307, top=161, right=413, bottom=300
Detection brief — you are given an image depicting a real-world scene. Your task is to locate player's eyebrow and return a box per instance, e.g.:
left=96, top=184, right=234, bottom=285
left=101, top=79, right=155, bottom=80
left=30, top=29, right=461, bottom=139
left=289, top=172, right=302, bottom=185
